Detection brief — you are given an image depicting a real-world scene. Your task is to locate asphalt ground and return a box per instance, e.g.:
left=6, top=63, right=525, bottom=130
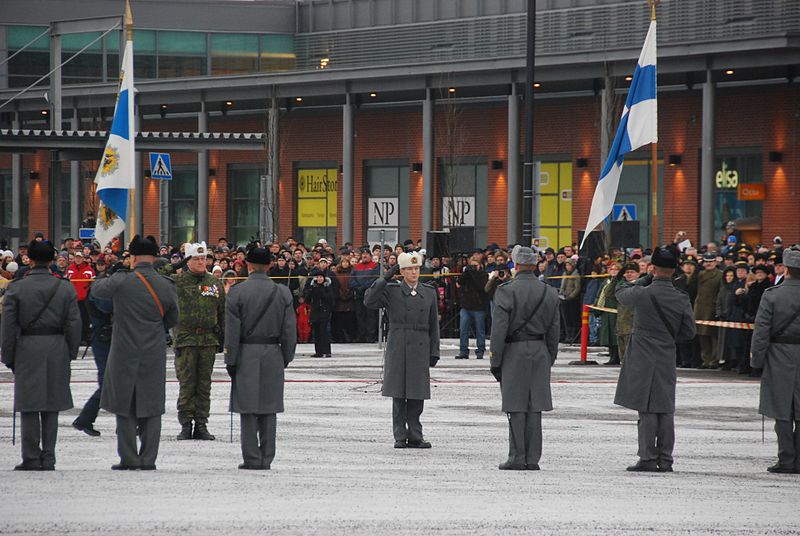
left=0, top=341, right=798, bottom=535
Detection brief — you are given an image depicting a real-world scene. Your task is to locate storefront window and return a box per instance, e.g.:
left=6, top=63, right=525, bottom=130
left=169, top=169, right=197, bottom=244
left=296, top=167, right=337, bottom=247
left=614, top=158, right=662, bottom=247
left=364, top=162, right=409, bottom=248
left=439, top=159, right=488, bottom=248
left=228, top=166, right=260, bottom=246
left=714, top=154, right=762, bottom=239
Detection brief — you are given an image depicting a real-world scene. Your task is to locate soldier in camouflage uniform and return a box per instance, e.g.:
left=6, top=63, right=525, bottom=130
left=167, top=242, right=225, bottom=440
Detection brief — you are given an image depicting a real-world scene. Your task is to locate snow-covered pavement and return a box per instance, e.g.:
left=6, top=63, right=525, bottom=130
left=1, top=341, right=798, bottom=535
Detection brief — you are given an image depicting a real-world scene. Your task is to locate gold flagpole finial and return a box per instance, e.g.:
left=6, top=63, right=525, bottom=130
left=648, top=0, right=660, bottom=21
left=125, top=0, right=134, bottom=40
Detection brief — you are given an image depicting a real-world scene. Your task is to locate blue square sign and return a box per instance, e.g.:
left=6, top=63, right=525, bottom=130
left=612, top=204, right=637, bottom=222
left=149, top=152, right=172, bottom=180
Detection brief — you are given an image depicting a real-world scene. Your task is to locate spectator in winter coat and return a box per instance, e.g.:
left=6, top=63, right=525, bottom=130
left=305, top=269, right=335, bottom=357
left=66, top=250, right=95, bottom=343
left=456, top=259, right=489, bottom=359
left=295, top=296, right=312, bottom=343
left=695, top=254, right=723, bottom=369
left=332, top=258, right=357, bottom=343
left=558, top=258, right=582, bottom=342
left=351, top=248, right=380, bottom=342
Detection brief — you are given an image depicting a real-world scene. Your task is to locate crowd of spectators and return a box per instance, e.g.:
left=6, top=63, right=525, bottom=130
left=0, top=219, right=787, bottom=369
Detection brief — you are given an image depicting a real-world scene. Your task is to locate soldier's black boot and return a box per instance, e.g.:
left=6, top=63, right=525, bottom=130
left=193, top=422, right=216, bottom=441
left=176, top=422, right=193, bottom=440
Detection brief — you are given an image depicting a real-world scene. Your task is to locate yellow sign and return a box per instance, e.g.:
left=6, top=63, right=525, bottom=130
left=297, top=169, right=337, bottom=226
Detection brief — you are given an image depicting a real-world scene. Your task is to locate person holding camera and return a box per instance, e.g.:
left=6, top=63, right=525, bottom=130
left=456, top=258, right=490, bottom=359
left=305, top=269, right=335, bottom=357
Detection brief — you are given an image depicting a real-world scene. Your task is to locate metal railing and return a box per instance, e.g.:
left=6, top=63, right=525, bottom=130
left=294, top=0, right=800, bottom=71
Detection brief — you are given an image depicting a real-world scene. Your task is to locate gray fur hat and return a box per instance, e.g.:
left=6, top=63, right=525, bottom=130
left=511, top=245, right=538, bottom=266
left=783, top=246, right=800, bottom=269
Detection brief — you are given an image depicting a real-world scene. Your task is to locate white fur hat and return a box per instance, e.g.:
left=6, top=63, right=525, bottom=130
left=184, top=241, right=208, bottom=259
left=398, top=251, right=423, bottom=269
left=6, top=261, right=18, bottom=273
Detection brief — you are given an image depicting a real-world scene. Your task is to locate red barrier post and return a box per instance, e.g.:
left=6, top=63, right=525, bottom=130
left=569, top=304, right=598, bottom=366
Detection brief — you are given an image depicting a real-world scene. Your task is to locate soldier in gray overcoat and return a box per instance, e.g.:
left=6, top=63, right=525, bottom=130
left=91, top=235, right=179, bottom=471
left=1, top=240, right=81, bottom=471
left=750, top=245, right=800, bottom=474
left=614, top=246, right=696, bottom=472
left=224, top=245, right=296, bottom=470
left=489, top=245, right=560, bottom=471
left=364, top=251, right=440, bottom=448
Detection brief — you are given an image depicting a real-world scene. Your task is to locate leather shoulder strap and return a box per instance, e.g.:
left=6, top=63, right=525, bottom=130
left=134, top=271, right=165, bottom=318
left=26, top=278, right=63, bottom=330
left=509, top=282, right=548, bottom=338
left=648, top=292, right=676, bottom=340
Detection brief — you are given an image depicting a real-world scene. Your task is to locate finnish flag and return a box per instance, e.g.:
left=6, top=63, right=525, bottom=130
left=580, top=20, right=657, bottom=249
left=94, top=39, right=135, bottom=248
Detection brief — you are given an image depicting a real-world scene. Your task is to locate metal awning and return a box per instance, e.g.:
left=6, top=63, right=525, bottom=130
left=0, top=129, right=266, bottom=152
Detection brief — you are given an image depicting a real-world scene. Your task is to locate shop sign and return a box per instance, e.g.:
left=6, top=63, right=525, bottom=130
left=738, top=183, right=766, bottom=201
left=442, top=196, right=475, bottom=227
left=367, top=197, right=399, bottom=227
left=715, top=162, right=739, bottom=189
left=297, top=169, right=337, bottom=227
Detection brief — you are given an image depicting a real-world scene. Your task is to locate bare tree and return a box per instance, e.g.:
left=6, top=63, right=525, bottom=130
left=260, top=95, right=281, bottom=244
left=437, top=75, right=467, bottom=230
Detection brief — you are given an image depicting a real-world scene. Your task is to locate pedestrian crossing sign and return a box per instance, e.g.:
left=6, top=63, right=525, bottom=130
left=149, top=152, right=172, bottom=180
left=612, top=204, right=637, bottom=222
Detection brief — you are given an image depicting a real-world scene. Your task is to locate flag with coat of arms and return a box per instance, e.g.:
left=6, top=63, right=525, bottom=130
left=94, top=36, right=135, bottom=248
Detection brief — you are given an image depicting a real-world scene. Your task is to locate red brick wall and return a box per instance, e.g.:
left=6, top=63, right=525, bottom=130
left=2, top=84, right=798, bottom=248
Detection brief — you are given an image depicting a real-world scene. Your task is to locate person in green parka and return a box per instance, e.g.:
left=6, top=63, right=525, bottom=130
left=597, top=261, right=621, bottom=365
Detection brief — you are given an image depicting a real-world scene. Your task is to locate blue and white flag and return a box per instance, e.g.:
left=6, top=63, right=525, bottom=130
left=580, top=20, right=657, bottom=249
left=94, top=38, right=135, bottom=247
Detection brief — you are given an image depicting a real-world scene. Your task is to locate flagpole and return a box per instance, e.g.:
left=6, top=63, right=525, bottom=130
left=125, top=0, right=136, bottom=242
left=649, top=0, right=659, bottom=247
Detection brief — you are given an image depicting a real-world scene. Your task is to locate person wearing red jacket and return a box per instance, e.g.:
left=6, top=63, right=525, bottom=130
left=66, top=250, right=95, bottom=343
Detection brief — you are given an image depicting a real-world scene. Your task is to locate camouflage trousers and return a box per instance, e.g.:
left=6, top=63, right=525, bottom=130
left=175, top=346, right=217, bottom=425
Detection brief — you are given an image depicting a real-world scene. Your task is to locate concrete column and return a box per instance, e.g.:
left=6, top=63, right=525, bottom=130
left=422, top=88, right=434, bottom=245
left=600, top=76, right=613, bottom=167
left=197, top=100, right=209, bottom=243
left=11, top=112, right=22, bottom=249
left=49, top=33, right=62, bottom=129
left=507, top=85, right=521, bottom=244
left=269, top=97, right=280, bottom=240
left=134, top=107, right=143, bottom=236
left=341, top=94, right=355, bottom=245
left=700, top=69, right=715, bottom=245
left=70, top=108, right=80, bottom=238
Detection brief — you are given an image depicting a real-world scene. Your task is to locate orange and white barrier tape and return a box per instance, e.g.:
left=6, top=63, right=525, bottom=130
left=588, top=305, right=754, bottom=330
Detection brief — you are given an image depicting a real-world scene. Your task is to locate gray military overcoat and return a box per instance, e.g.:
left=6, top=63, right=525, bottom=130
left=750, top=278, right=800, bottom=421
left=92, top=263, right=179, bottom=418
left=489, top=271, right=560, bottom=413
left=614, top=277, right=696, bottom=413
left=364, top=278, right=440, bottom=400
left=225, top=272, right=296, bottom=414
left=0, top=267, right=81, bottom=412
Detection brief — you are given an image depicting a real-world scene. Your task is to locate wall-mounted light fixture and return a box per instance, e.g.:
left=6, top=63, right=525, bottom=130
left=491, top=160, right=504, bottom=170
left=769, top=151, right=783, bottom=162
left=209, top=168, right=216, bottom=177
left=576, top=158, right=589, bottom=168
left=411, top=162, right=423, bottom=173
left=29, top=171, right=40, bottom=180
left=668, top=154, right=682, bottom=167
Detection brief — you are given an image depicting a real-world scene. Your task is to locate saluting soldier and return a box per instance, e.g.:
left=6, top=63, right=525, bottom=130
left=1, top=240, right=81, bottom=471
left=750, top=245, right=800, bottom=474
left=224, top=244, right=296, bottom=470
left=91, top=235, right=179, bottom=471
left=614, top=246, right=696, bottom=472
left=489, top=245, right=560, bottom=471
left=168, top=241, right=225, bottom=441
left=364, top=251, right=440, bottom=449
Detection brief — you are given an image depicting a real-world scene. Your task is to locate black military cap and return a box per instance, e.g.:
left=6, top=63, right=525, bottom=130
left=245, top=242, right=272, bottom=265
left=129, top=235, right=159, bottom=256
left=734, top=261, right=749, bottom=269
left=752, top=264, right=771, bottom=275
left=651, top=246, right=678, bottom=268
left=28, top=239, right=56, bottom=262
